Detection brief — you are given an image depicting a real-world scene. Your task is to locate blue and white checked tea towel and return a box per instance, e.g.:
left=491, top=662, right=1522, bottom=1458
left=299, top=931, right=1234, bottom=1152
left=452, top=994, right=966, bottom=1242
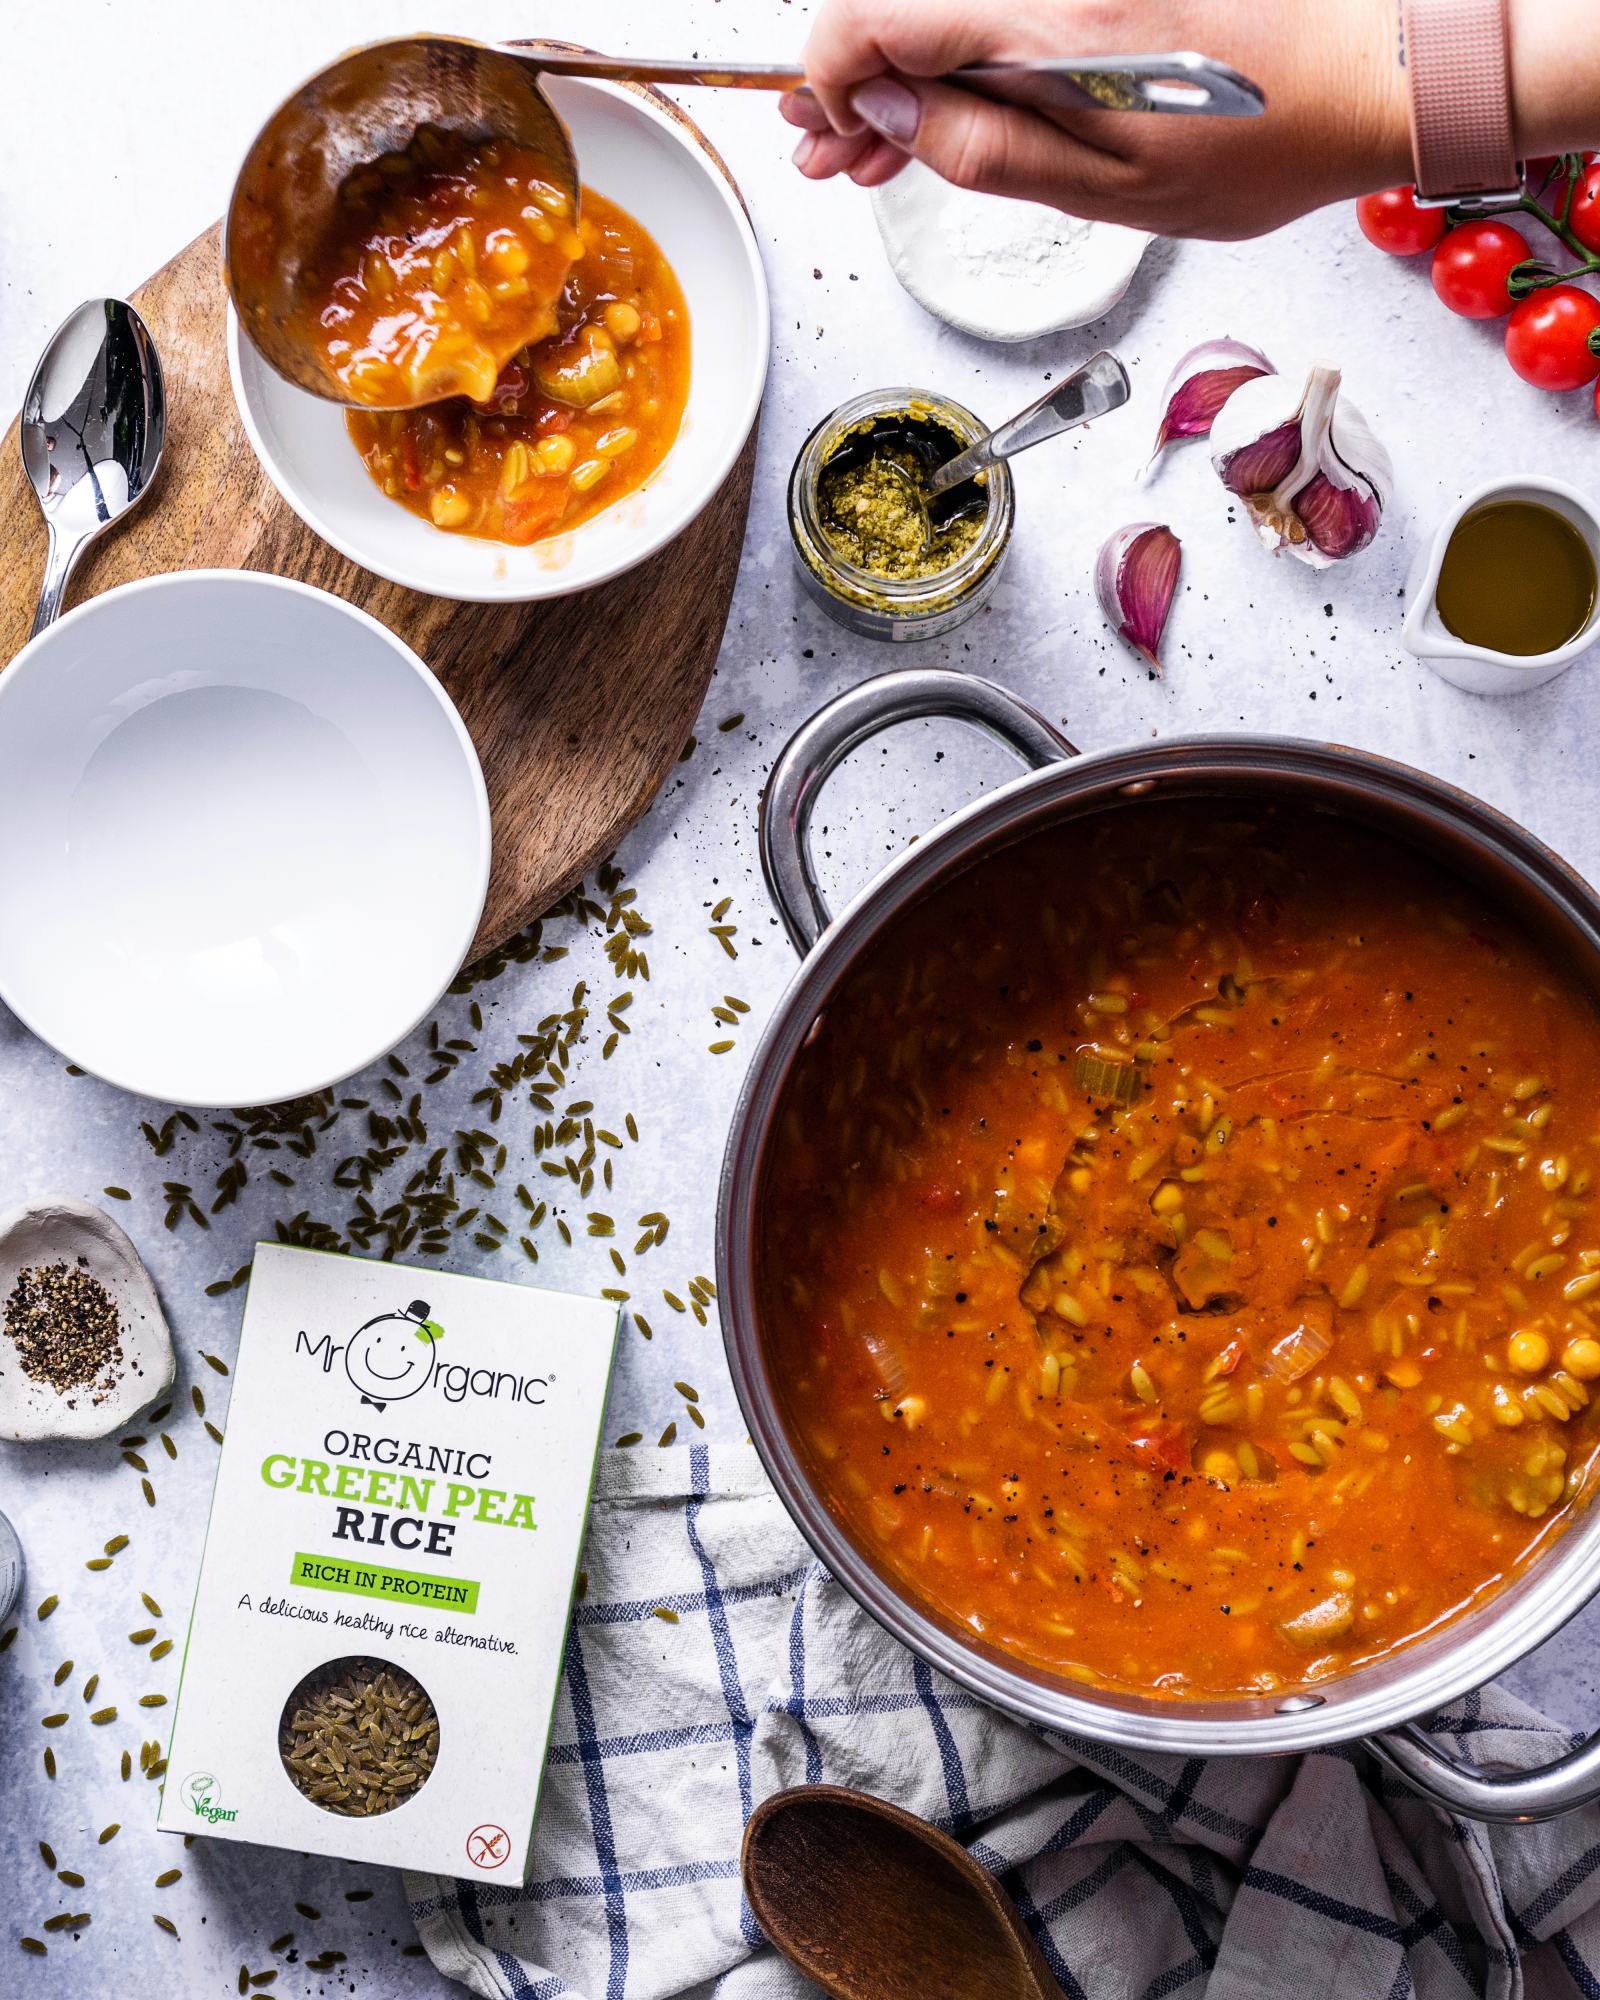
left=406, top=1445, right=1600, bottom=2000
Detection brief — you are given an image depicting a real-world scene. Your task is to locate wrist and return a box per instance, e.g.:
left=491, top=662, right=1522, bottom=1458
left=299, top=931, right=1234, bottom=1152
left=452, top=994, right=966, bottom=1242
left=1505, top=0, right=1599, bottom=157
left=1339, top=0, right=1414, bottom=192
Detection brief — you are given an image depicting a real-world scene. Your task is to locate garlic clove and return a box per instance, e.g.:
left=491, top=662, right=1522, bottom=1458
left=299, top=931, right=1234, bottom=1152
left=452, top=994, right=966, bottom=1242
left=1210, top=364, right=1393, bottom=569
left=1295, top=472, right=1383, bottom=562
left=1214, top=418, right=1302, bottom=499
left=1145, top=338, right=1274, bottom=474
left=1097, top=523, right=1182, bottom=676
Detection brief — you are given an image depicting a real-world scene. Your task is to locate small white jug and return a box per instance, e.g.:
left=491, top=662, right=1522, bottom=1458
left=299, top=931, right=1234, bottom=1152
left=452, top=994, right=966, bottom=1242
left=1402, top=474, right=1600, bottom=696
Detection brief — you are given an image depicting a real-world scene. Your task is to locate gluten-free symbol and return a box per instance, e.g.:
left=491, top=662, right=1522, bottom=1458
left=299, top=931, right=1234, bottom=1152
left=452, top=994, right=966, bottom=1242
left=466, top=1823, right=511, bottom=1870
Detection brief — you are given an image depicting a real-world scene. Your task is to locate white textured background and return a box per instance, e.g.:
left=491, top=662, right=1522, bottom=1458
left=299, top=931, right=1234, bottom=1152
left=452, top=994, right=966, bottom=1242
left=4, top=2, right=1600, bottom=1992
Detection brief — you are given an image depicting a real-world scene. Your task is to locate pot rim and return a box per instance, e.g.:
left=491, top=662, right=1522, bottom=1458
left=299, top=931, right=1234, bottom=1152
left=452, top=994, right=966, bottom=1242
left=717, top=723, right=1600, bottom=1755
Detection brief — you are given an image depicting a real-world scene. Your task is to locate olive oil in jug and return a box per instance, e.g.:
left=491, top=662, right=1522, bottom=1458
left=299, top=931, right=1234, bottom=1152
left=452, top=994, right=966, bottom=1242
left=1435, top=500, right=1597, bottom=658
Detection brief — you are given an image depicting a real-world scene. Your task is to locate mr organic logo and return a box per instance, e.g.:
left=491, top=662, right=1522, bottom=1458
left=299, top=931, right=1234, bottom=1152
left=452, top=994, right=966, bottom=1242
left=294, top=1299, right=548, bottom=1412
left=342, top=1300, right=443, bottom=1411
left=182, top=1772, right=239, bottom=1824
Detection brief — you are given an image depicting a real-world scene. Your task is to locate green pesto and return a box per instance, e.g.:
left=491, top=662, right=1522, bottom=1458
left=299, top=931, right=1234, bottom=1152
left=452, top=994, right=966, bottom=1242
left=817, top=444, right=983, bottom=582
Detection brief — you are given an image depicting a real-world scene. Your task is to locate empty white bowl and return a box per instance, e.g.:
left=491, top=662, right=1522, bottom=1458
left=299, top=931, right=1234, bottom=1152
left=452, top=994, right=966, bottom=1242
left=229, top=76, right=770, bottom=602
left=0, top=571, right=490, bottom=1106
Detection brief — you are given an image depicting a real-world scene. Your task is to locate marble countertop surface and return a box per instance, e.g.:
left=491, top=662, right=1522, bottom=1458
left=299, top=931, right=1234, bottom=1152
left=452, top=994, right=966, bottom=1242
left=5, top=1, right=1600, bottom=1991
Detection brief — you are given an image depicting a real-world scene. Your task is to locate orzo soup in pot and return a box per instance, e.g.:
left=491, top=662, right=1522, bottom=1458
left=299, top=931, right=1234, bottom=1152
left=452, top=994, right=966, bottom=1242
left=759, top=801, right=1600, bottom=1700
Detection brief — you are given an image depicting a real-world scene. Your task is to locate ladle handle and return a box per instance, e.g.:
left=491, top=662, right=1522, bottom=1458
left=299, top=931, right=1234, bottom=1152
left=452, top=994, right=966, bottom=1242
left=516, top=51, right=1266, bottom=119
left=759, top=667, right=1076, bottom=956
left=925, top=352, right=1131, bottom=499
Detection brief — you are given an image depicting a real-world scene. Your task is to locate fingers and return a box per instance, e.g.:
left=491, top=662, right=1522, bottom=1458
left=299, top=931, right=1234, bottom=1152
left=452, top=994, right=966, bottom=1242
left=783, top=89, right=911, bottom=184
left=803, top=0, right=1018, bottom=134
left=847, top=73, right=1125, bottom=209
left=792, top=124, right=882, bottom=181
left=778, top=91, right=830, bottom=134
left=846, top=137, right=911, bottom=188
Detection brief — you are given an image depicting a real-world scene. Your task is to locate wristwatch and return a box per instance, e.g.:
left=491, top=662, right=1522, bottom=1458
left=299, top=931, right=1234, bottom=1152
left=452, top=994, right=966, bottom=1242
left=1401, top=0, right=1522, bottom=209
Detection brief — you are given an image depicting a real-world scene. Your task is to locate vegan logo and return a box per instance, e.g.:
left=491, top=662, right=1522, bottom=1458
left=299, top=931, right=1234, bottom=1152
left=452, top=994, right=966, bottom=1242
left=343, top=1301, right=445, bottom=1411
left=182, top=1771, right=239, bottom=1824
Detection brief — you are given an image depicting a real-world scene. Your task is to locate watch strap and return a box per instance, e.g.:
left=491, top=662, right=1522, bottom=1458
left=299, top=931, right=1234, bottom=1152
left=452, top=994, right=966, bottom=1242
left=1402, top=0, right=1519, bottom=204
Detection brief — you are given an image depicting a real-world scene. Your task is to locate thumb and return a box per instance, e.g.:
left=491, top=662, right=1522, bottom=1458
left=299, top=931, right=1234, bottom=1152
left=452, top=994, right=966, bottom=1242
left=848, top=73, right=1116, bottom=207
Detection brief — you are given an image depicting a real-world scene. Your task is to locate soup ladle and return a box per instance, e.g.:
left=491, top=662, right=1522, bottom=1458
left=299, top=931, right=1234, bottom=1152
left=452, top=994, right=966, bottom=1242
left=20, top=299, right=165, bottom=639
left=225, top=36, right=1261, bottom=407
left=742, top=1785, right=1063, bottom=2000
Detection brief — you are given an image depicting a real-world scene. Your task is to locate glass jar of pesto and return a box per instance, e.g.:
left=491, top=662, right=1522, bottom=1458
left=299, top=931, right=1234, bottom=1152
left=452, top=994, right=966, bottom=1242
left=788, top=388, right=1014, bottom=642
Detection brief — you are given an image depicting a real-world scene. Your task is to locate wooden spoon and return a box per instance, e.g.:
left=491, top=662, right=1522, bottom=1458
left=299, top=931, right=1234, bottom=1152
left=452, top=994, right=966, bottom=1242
left=741, top=1785, right=1063, bottom=2000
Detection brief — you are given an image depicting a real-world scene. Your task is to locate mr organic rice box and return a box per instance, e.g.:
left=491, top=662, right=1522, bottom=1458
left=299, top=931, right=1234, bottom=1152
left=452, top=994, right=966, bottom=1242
left=159, top=1243, right=617, bottom=1880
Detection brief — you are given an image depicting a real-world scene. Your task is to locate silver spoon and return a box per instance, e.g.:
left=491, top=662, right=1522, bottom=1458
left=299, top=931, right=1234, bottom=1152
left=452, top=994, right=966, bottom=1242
left=22, top=299, right=166, bottom=640
left=925, top=350, right=1131, bottom=501
left=866, top=350, right=1132, bottom=562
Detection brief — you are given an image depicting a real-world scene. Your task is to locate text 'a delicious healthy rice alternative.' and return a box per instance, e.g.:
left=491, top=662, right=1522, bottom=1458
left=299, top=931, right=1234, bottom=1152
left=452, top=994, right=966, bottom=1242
left=159, top=1243, right=618, bottom=1880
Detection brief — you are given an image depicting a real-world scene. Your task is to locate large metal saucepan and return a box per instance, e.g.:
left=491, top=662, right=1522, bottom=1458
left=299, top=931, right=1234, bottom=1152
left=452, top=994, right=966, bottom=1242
left=717, top=666, right=1600, bottom=1823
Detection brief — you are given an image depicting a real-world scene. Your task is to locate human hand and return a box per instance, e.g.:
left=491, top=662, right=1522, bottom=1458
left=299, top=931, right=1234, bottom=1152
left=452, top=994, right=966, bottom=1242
left=784, top=0, right=1413, bottom=240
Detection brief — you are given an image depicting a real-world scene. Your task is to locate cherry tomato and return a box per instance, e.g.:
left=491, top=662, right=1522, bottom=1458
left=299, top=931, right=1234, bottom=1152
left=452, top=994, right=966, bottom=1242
left=1505, top=285, right=1600, bottom=391
left=1356, top=185, right=1447, bottom=256
left=1570, top=160, right=1600, bottom=256
left=1430, top=220, right=1532, bottom=318
left=1594, top=377, right=1600, bottom=422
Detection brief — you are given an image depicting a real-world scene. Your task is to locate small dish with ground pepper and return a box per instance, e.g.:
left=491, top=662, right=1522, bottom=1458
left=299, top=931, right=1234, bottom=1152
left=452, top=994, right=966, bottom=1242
left=0, top=1198, right=173, bottom=1443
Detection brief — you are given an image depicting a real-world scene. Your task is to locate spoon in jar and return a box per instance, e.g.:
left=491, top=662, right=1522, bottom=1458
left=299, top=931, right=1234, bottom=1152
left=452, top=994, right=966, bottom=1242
left=925, top=351, right=1132, bottom=505
left=872, top=351, right=1132, bottom=559
left=742, top=1785, right=1063, bottom=2000
left=21, top=299, right=166, bottom=640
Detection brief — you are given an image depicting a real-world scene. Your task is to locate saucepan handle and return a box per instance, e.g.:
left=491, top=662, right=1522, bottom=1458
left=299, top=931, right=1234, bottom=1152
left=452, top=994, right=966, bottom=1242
left=758, top=668, right=1076, bottom=957
left=1371, top=1720, right=1600, bottom=1824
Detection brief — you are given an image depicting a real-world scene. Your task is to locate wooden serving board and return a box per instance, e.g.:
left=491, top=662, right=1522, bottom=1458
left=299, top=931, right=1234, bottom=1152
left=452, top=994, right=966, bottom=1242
left=0, top=115, right=757, bottom=960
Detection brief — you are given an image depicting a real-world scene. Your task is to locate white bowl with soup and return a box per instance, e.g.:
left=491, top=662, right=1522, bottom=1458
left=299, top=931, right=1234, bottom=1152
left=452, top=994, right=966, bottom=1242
left=229, top=77, right=769, bottom=603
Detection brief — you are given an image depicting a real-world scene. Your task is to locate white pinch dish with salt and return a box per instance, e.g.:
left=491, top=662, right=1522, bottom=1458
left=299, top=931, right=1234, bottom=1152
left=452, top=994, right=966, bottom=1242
left=870, top=160, right=1151, bottom=343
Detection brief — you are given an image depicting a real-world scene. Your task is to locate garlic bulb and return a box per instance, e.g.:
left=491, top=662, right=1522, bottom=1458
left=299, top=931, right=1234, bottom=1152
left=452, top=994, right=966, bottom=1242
left=1097, top=523, right=1182, bottom=675
left=1145, top=338, right=1274, bottom=474
left=1210, top=364, right=1392, bottom=567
